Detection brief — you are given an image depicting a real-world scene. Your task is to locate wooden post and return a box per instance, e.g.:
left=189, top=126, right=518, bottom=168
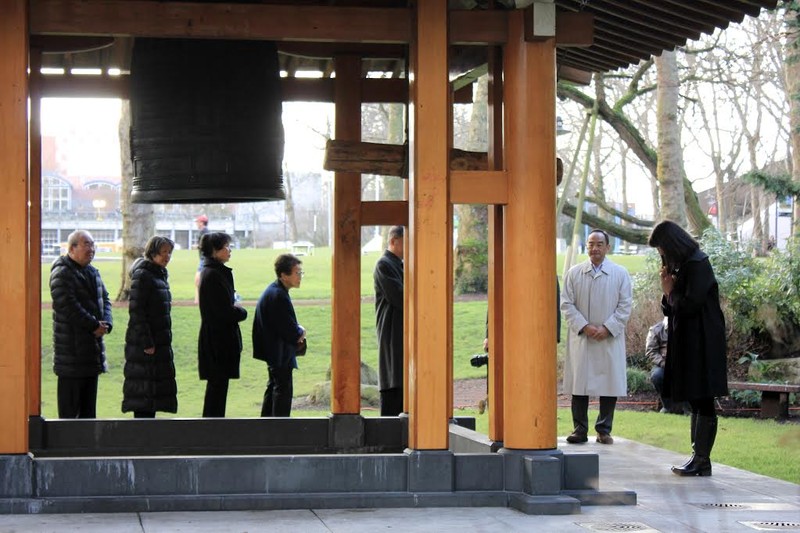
left=501, top=10, right=557, bottom=450
left=331, top=54, right=362, bottom=415
left=486, top=45, right=505, bottom=443
left=29, top=49, right=43, bottom=418
left=407, top=0, right=451, bottom=450
left=0, top=0, right=30, bottom=453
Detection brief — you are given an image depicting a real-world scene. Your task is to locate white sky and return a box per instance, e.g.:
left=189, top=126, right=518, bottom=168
left=41, top=98, right=335, bottom=179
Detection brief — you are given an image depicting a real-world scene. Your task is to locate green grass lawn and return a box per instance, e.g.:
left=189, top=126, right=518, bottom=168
left=41, top=248, right=650, bottom=303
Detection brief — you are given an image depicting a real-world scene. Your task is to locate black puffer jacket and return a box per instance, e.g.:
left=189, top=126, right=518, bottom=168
left=122, top=258, right=177, bottom=414
left=49, top=255, right=113, bottom=378
left=198, top=259, right=247, bottom=380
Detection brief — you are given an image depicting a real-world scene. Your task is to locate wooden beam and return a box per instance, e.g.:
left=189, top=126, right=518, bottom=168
left=486, top=44, right=504, bottom=443
left=29, top=48, right=43, bottom=419
left=37, top=74, right=472, bottom=105
left=325, top=140, right=405, bottom=176
left=283, top=78, right=409, bottom=104
left=502, top=10, right=558, bottom=451
left=407, top=1, right=451, bottom=451
left=557, top=64, right=592, bottom=85
left=278, top=42, right=405, bottom=59
left=449, top=170, right=507, bottom=205
left=39, top=73, right=129, bottom=98
left=330, top=55, right=362, bottom=416
left=0, top=0, right=30, bottom=454
left=450, top=10, right=507, bottom=45
left=30, top=34, right=114, bottom=53
left=360, top=201, right=408, bottom=227
left=30, top=0, right=412, bottom=43
left=32, top=0, right=512, bottom=45
left=324, top=140, right=489, bottom=178
left=556, top=12, right=594, bottom=47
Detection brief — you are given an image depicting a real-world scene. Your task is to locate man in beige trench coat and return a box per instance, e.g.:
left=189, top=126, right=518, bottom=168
left=561, top=229, right=632, bottom=445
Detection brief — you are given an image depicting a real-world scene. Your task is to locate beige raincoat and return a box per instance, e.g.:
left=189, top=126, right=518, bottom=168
left=561, top=258, right=632, bottom=397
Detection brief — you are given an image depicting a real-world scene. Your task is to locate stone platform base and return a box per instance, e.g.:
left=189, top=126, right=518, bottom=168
left=0, top=416, right=635, bottom=515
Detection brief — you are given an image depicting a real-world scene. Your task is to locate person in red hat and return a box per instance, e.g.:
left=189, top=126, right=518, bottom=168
left=194, top=215, right=209, bottom=304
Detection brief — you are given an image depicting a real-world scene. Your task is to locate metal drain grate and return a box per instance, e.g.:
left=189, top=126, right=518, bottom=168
left=576, top=522, right=660, bottom=532
left=696, top=502, right=749, bottom=509
left=694, top=502, right=800, bottom=511
left=740, top=521, right=800, bottom=531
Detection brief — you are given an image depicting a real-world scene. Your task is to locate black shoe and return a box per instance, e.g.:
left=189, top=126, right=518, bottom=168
left=671, top=456, right=712, bottom=476
left=566, top=431, right=588, bottom=444
left=596, top=433, right=614, bottom=445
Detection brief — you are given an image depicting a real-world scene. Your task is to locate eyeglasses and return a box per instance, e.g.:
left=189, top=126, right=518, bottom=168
left=296, top=270, right=305, bottom=278
left=81, top=240, right=95, bottom=249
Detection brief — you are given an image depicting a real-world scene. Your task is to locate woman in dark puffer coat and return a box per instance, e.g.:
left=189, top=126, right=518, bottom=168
left=122, top=236, right=177, bottom=417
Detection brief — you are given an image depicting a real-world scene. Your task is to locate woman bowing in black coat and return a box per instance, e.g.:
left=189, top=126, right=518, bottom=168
left=197, top=232, right=248, bottom=417
left=122, top=236, right=177, bottom=418
left=648, top=221, right=728, bottom=477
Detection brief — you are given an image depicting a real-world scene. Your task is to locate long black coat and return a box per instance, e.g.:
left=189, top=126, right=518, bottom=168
left=374, top=250, right=404, bottom=391
left=662, top=250, right=728, bottom=402
left=49, top=255, right=113, bottom=378
left=198, top=259, right=247, bottom=380
left=122, top=258, right=177, bottom=414
left=252, top=280, right=303, bottom=369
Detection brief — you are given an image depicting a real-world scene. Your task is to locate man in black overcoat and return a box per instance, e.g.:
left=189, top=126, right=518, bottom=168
left=373, top=226, right=404, bottom=416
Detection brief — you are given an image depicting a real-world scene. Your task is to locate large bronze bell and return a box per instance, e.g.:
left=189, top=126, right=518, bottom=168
left=130, top=38, right=285, bottom=203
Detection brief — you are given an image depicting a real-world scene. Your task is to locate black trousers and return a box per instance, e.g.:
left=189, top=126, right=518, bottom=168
left=571, top=395, right=617, bottom=435
left=262, top=366, right=294, bottom=417
left=57, top=375, right=98, bottom=419
left=203, top=378, right=229, bottom=417
left=134, top=411, right=156, bottom=418
left=651, top=366, right=690, bottom=413
left=380, top=387, right=403, bottom=416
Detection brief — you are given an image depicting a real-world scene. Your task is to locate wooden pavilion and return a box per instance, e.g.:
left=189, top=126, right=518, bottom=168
left=0, top=0, right=778, bottom=514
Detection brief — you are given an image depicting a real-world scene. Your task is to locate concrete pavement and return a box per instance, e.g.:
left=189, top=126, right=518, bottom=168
left=0, top=436, right=797, bottom=532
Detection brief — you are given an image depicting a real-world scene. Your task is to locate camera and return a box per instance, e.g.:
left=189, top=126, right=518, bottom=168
left=470, top=353, right=489, bottom=368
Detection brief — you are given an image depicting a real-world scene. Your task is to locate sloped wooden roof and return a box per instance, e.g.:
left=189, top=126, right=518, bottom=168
left=554, top=0, right=780, bottom=73
left=31, top=0, right=781, bottom=83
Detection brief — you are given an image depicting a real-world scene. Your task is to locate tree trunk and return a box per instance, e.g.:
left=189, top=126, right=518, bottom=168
left=117, top=100, right=155, bottom=302
left=785, top=4, right=800, bottom=238
left=454, top=75, right=488, bottom=294
left=284, top=170, right=298, bottom=243
left=655, top=51, right=688, bottom=227
left=751, top=185, right=765, bottom=255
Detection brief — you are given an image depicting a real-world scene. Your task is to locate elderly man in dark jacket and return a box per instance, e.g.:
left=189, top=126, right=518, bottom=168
left=373, top=226, right=404, bottom=416
left=252, top=254, right=306, bottom=417
left=49, top=230, right=112, bottom=419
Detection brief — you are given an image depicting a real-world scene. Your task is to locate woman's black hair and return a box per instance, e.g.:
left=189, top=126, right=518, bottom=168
left=648, top=220, right=699, bottom=269
left=199, top=232, right=232, bottom=259
left=144, top=235, right=174, bottom=261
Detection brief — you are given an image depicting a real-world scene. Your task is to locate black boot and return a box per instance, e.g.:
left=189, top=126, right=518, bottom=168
left=672, top=415, right=717, bottom=477
left=677, top=412, right=698, bottom=468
